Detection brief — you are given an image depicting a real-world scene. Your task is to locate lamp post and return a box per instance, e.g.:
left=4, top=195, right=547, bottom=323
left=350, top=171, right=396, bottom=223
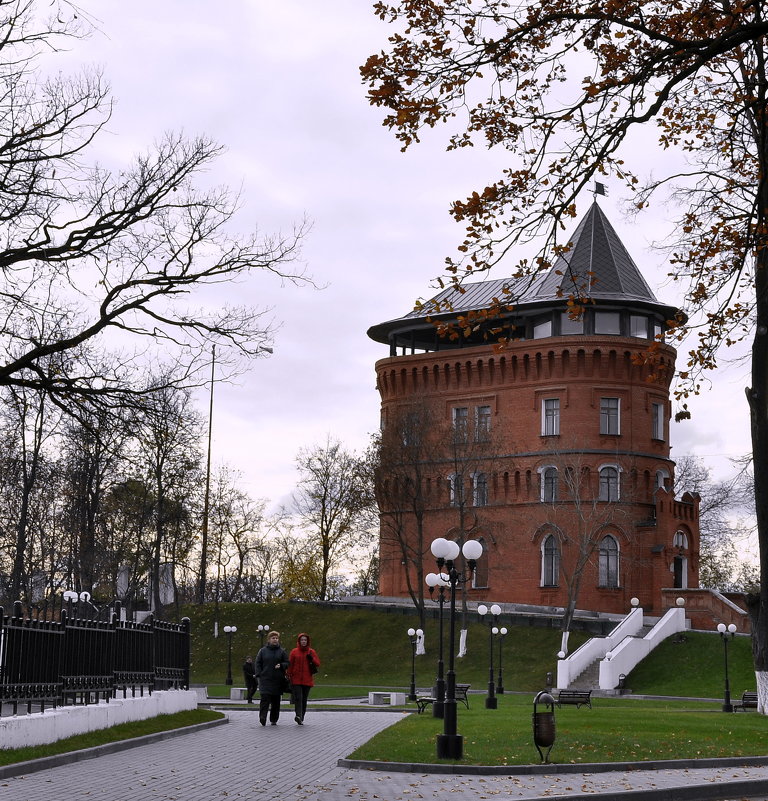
left=426, top=571, right=450, bottom=718
left=496, top=626, right=508, bottom=694
left=717, top=622, right=738, bottom=712
left=477, top=603, right=501, bottom=709
left=407, top=627, right=423, bottom=701
left=430, top=536, right=483, bottom=760
left=257, top=624, right=270, bottom=648
left=223, top=625, right=237, bottom=685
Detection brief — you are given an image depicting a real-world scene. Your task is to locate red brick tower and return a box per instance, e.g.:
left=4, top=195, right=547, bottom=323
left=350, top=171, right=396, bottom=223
left=368, top=202, right=699, bottom=617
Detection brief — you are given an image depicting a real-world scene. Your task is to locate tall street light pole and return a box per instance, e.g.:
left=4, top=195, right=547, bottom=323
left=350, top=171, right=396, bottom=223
left=407, top=627, right=423, bottom=701
left=199, top=346, right=216, bottom=609
left=477, top=604, right=501, bottom=709
left=426, top=572, right=449, bottom=718
left=224, top=624, right=237, bottom=686
left=496, top=626, right=508, bottom=694
left=430, top=536, right=483, bottom=761
left=717, top=622, right=737, bottom=712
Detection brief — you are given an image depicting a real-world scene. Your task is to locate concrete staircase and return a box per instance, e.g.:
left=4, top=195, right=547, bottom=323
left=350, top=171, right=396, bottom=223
left=567, top=626, right=654, bottom=690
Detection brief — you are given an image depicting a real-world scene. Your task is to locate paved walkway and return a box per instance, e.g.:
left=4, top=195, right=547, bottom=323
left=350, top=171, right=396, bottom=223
left=3, top=706, right=768, bottom=801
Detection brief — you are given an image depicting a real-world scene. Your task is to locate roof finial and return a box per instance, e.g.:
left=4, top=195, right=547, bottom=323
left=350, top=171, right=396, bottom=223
left=593, top=181, right=608, bottom=199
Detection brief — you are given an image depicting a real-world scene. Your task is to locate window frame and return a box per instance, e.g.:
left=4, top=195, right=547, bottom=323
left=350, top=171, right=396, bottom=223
left=539, top=465, right=558, bottom=503
left=652, top=401, right=664, bottom=441
left=541, top=534, right=560, bottom=587
left=598, top=534, right=620, bottom=588
left=599, top=465, right=621, bottom=501
left=472, top=472, right=488, bottom=507
left=542, top=398, right=561, bottom=436
left=600, top=397, right=621, bottom=436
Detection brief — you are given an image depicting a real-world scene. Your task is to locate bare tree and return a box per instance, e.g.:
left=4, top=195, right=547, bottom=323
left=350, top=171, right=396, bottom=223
left=0, top=1, right=307, bottom=416
left=292, top=437, right=376, bottom=601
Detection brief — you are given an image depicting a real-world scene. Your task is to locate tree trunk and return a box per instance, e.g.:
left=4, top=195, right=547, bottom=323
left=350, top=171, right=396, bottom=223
left=749, top=59, right=768, bottom=712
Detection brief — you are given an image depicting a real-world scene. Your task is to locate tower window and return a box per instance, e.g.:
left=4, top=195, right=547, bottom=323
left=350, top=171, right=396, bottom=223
left=452, top=407, right=468, bottom=443
left=542, top=398, right=560, bottom=436
left=541, top=534, right=559, bottom=587
left=472, top=473, right=488, bottom=507
left=599, top=466, right=620, bottom=501
left=599, top=535, right=620, bottom=588
left=652, top=402, right=664, bottom=441
left=594, top=311, right=621, bottom=334
left=600, top=397, right=620, bottom=435
left=540, top=466, right=558, bottom=503
left=475, top=405, right=491, bottom=442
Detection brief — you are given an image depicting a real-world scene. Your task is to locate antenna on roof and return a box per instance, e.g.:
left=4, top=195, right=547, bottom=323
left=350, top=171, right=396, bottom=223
left=593, top=181, right=608, bottom=198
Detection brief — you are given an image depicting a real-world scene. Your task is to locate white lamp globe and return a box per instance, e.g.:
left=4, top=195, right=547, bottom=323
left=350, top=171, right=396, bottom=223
left=407, top=628, right=416, bottom=637
left=416, top=628, right=424, bottom=636
left=425, top=572, right=439, bottom=588
left=728, top=623, right=737, bottom=633
left=431, top=538, right=450, bottom=558
left=462, top=539, right=483, bottom=561
left=492, top=626, right=499, bottom=635
left=477, top=604, right=488, bottom=616
left=444, top=540, right=461, bottom=561
left=717, top=623, right=726, bottom=633
left=490, top=604, right=502, bottom=616
left=500, top=627, right=508, bottom=635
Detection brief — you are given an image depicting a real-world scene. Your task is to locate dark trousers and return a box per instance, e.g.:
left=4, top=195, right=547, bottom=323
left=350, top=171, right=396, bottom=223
left=293, top=684, right=311, bottom=720
left=259, top=692, right=281, bottom=723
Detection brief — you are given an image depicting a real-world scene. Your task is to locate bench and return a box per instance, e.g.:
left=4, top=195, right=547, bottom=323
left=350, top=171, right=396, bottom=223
left=734, top=691, right=758, bottom=711
left=556, top=689, right=592, bottom=709
left=416, top=683, right=471, bottom=714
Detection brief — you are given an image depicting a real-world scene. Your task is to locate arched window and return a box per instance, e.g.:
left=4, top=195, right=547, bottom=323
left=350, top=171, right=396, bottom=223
left=599, top=535, right=620, bottom=587
left=472, top=472, right=488, bottom=506
left=599, top=466, right=620, bottom=501
left=448, top=474, right=463, bottom=506
left=472, top=538, right=489, bottom=588
left=541, top=534, right=560, bottom=587
left=655, top=469, right=669, bottom=490
left=539, top=466, right=558, bottom=502
left=673, top=530, right=688, bottom=549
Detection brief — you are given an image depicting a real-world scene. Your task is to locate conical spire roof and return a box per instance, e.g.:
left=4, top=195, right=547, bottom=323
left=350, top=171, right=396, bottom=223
left=368, top=202, right=678, bottom=346
left=534, top=201, right=658, bottom=304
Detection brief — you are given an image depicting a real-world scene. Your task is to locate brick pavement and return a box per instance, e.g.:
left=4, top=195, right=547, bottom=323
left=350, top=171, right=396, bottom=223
left=3, top=708, right=768, bottom=801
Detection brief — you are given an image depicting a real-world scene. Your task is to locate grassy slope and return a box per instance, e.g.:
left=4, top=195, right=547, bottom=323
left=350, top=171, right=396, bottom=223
left=184, top=602, right=755, bottom=699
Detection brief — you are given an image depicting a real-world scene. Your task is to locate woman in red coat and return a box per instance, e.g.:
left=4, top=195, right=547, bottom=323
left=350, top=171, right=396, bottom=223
left=288, top=632, right=320, bottom=725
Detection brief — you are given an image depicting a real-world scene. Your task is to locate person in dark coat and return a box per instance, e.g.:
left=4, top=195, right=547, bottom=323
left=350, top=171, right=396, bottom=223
left=242, top=655, right=257, bottom=703
left=288, top=632, right=321, bottom=725
left=255, top=631, right=289, bottom=725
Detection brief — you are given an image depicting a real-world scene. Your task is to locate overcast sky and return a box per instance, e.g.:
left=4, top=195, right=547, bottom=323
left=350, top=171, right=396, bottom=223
left=67, top=1, right=752, bottom=510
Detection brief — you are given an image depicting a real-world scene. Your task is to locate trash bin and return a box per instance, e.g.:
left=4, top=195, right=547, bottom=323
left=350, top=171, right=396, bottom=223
left=532, top=690, right=556, bottom=763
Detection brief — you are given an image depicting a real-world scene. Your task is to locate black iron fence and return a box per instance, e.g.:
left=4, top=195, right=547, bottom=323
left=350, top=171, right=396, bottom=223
left=0, top=600, right=190, bottom=716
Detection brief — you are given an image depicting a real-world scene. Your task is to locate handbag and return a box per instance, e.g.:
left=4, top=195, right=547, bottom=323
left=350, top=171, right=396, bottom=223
left=308, top=653, right=318, bottom=675
left=281, top=672, right=292, bottom=694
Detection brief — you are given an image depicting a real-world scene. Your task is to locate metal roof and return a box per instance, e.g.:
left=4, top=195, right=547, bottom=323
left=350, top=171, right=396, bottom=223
left=368, top=202, right=676, bottom=344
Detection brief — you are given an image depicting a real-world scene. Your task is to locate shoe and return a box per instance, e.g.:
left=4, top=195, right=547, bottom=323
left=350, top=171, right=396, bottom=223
left=271, top=721, right=277, bottom=725
left=294, top=715, right=303, bottom=725
left=259, top=717, right=266, bottom=726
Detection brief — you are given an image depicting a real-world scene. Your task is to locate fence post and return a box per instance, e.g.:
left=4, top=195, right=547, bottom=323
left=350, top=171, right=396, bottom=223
left=182, top=618, right=191, bottom=690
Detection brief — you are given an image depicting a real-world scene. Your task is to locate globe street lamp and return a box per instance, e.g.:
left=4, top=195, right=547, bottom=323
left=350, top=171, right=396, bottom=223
left=430, top=536, right=483, bottom=760
left=496, top=626, right=508, bottom=694
left=477, top=604, right=502, bottom=709
left=407, top=627, right=423, bottom=701
left=426, top=571, right=450, bottom=718
left=717, top=622, right=738, bottom=712
left=257, top=624, right=270, bottom=648
left=223, top=625, right=238, bottom=685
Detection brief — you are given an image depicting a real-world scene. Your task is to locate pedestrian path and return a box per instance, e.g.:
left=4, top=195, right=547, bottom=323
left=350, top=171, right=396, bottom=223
left=3, top=708, right=768, bottom=801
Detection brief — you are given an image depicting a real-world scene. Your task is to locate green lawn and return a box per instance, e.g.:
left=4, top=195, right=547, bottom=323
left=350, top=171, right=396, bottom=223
left=349, top=694, right=768, bottom=765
